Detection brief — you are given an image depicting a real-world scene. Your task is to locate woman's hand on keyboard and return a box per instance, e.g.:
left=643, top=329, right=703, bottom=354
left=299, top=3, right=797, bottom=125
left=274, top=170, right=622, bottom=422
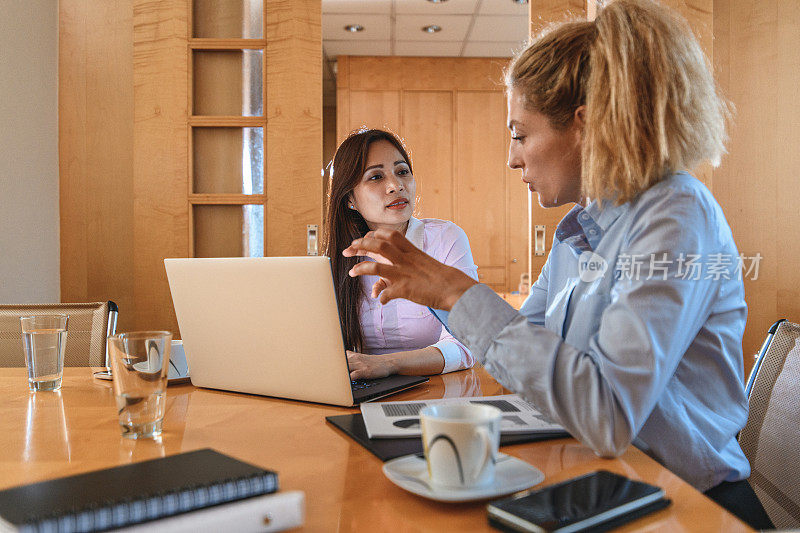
left=347, top=351, right=396, bottom=380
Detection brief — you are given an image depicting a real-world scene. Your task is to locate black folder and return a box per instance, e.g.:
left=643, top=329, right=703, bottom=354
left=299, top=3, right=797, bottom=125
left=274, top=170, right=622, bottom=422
left=326, top=413, right=569, bottom=462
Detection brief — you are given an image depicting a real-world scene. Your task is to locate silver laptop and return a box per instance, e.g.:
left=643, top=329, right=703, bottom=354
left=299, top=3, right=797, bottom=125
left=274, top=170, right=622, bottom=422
left=164, top=257, right=427, bottom=407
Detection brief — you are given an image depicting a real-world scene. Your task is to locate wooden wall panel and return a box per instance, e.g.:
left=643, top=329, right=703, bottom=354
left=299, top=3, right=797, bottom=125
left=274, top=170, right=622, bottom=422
left=335, top=55, right=351, bottom=144
left=345, top=57, right=506, bottom=92
left=531, top=0, right=585, bottom=33
left=193, top=205, right=245, bottom=258
left=713, top=0, right=800, bottom=364
left=401, top=91, right=453, bottom=221
left=132, top=0, right=189, bottom=333
left=323, top=104, right=337, bottom=220
left=265, top=0, right=322, bottom=256
left=59, top=0, right=135, bottom=331
left=192, top=127, right=254, bottom=194
left=456, top=91, right=508, bottom=292
left=347, top=90, right=401, bottom=135
left=193, top=0, right=246, bottom=38
left=59, top=0, right=90, bottom=305
left=192, top=50, right=247, bottom=116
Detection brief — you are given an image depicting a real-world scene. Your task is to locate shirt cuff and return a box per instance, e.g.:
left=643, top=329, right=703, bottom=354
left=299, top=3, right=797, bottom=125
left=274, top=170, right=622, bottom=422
left=449, top=284, right=519, bottom=363
left=432, top=340, right=464, bottom=374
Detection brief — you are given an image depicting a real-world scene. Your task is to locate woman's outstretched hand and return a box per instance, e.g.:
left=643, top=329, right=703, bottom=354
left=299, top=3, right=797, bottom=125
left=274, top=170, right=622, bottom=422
left=342, top=229, right=478, bottom=311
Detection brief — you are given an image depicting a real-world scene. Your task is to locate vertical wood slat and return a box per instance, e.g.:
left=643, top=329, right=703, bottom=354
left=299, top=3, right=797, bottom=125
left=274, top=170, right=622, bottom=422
left=133, top=0, right=189, bottom=332
left=265, top=0, right=323, bottom=256
left=456, top=91, right=508, bottom=291
left=59, top=0, right=136, bottom=331
left=335, top=55, right=350, bottom=144
left=401, top=91, right=453, bottom=221
left=348, top=91, right=401, bottom=134
left=59, top=0, right=89, bottom=304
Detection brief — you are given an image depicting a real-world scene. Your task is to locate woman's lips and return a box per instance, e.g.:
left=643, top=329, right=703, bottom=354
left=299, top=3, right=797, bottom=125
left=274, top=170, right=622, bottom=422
left=386, top=199, right=409, bottom=210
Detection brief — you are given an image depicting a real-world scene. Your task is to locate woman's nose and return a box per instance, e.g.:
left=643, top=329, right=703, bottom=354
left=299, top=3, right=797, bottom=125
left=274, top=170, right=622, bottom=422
left=508, top=145, right=522, bottom=169
left=386, top=175, right=404, bottom=192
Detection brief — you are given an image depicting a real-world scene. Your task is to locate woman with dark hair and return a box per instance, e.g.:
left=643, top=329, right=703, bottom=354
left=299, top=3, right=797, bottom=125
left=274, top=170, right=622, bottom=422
left=323, top=128, right=478, bottom=380
left=343, top=0, right=772, bottom=528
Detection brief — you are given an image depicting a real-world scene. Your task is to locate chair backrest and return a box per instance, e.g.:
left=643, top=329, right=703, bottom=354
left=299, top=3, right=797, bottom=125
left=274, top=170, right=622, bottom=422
left=0, top=302, right=117, bottom=367
left=739, top=319, right=800, bottom=528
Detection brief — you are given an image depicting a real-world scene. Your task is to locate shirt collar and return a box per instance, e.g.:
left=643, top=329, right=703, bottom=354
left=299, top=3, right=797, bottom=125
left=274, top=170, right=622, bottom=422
left=555, top=200, right=626, bottom=252
left=405, top=217, right=425, bottom=251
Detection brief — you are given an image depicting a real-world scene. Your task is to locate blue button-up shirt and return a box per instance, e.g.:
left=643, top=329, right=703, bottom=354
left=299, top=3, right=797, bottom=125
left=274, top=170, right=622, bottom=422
left=450, top=172, right=750, bottom=491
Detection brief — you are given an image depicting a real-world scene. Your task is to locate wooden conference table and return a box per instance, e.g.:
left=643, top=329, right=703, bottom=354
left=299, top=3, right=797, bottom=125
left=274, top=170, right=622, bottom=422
left=0, top=367, right=750, bottom=532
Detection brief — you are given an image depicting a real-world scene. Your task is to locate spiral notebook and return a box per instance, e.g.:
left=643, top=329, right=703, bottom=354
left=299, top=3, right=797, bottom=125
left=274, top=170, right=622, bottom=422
left=0, top=449, right=277, bottom=532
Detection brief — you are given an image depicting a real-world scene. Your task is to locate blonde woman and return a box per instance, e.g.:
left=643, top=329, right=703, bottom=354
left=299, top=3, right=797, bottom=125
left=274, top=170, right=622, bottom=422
left=343, top=0, right=771, bottom=528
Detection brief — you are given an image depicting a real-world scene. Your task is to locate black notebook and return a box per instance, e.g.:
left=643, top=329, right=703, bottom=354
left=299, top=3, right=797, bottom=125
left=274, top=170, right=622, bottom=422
left=0, top=448, right=277, bottom=532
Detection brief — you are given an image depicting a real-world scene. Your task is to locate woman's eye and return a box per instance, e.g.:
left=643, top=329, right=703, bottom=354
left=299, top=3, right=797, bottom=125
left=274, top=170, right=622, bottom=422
left=368, top=174, right=382, bottom=181
left=397, top=168, right=409, bottom=176
left=511, top=135, right=525, bottom=141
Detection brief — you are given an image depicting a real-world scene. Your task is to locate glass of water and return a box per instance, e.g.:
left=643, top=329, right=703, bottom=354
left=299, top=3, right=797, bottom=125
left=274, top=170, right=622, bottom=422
left=20, top=315, right=69, bottom=391
left=108, top=331, right=172, bottom=439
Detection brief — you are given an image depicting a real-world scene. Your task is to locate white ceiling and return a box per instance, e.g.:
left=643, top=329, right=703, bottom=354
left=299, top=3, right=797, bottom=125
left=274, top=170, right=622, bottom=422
left=322, top=0, right=531, bottom=105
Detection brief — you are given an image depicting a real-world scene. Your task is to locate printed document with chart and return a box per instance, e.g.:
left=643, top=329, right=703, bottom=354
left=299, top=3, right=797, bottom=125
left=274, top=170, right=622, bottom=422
left=360, top=394, right=564, bottom=439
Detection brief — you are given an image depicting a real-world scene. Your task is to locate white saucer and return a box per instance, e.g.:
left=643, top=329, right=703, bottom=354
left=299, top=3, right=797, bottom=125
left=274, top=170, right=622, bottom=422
left=382, top=453, right=545, bottom=502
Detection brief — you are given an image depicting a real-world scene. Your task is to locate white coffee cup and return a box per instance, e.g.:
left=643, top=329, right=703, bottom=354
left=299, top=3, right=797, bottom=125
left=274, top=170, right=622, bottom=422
left=419, top=403, right=502, bottom=489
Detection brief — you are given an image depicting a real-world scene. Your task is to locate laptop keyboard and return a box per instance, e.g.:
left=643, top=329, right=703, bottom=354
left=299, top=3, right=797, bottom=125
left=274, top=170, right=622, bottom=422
left=351, top=379, right=379, bottom=391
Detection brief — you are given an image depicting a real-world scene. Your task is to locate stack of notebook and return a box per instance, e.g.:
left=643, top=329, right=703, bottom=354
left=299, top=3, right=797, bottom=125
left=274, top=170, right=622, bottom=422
left=0, top=449, right=303, bottom=532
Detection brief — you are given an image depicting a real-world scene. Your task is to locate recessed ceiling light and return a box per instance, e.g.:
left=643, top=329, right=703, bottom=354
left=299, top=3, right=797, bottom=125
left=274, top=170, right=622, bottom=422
left=344, top=24, right=364, bottom=33
left=426, top=0, right=449, bottom=3
left=422, top=25, right=442, bottom=33
left=512, top=0, right=529, bottom=4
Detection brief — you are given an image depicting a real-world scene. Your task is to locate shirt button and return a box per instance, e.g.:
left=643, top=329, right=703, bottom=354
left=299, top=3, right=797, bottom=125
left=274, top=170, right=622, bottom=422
left=589, top=229, right=597, bottom=235
left=581, top=213, right=589, bottom=220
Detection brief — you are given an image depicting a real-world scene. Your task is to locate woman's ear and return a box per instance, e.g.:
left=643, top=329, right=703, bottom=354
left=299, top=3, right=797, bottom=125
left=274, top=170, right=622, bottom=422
left=572, top=105, right=586, bottom=135
left=573, top=105, right=586, bottom=144
left=347, top=193, right=356, bottom=210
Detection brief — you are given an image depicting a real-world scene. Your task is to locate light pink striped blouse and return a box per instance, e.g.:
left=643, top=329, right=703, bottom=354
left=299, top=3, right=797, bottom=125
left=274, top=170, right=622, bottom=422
left=358, top=217, right=479, bottom=373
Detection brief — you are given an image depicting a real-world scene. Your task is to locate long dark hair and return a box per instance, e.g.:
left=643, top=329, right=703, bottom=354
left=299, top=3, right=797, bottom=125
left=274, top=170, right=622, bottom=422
left=323, top=129, right=413, bottom=352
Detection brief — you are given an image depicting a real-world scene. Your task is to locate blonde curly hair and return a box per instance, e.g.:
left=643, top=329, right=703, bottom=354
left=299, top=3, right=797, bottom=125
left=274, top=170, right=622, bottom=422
left=505, top=0, right=730, bottom=205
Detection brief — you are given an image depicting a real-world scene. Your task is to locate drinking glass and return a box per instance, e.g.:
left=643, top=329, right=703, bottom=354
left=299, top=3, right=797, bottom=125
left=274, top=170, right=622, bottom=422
left=108, top=331, right=172, bottom=439
left=20, top=315, right=69, bottom=391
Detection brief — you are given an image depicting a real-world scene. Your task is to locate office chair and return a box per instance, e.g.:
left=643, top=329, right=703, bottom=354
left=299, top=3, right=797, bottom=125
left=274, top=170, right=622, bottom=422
left=738, top=319, right=800, bottom=528
left=0, top=301, right=118, bottom=367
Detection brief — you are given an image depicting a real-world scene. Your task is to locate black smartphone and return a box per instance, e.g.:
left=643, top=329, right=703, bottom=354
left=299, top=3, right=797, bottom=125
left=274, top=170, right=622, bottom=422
left=487, top=470, right=670, bottom=533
